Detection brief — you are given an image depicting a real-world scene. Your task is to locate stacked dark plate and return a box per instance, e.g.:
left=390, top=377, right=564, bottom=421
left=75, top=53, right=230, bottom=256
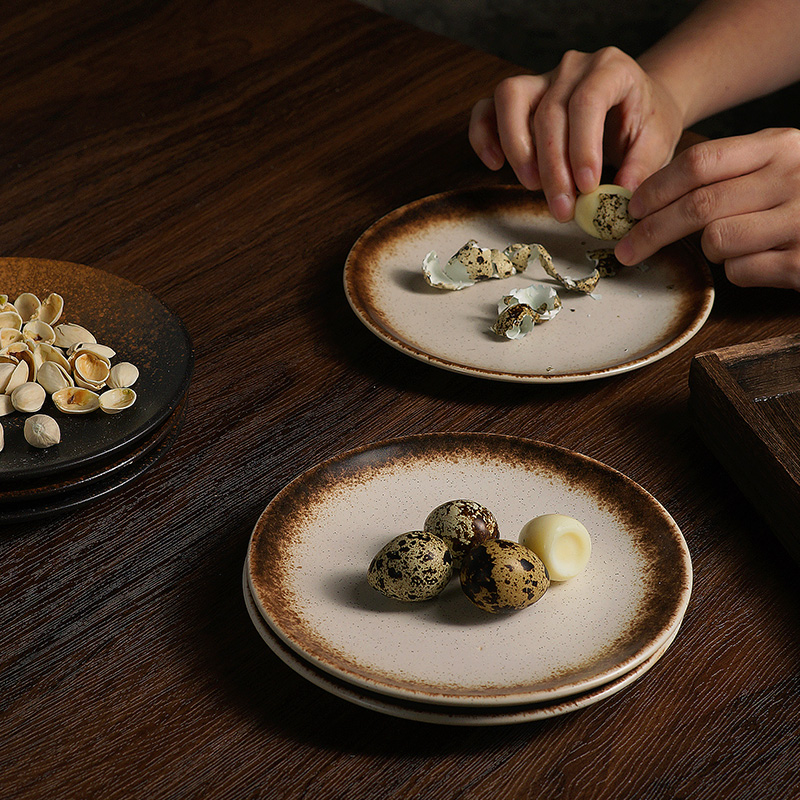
left=0, top=258, right=193, bottom=522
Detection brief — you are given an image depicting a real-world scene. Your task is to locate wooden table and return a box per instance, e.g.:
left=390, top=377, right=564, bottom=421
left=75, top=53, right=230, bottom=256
left=1, top=2, right=798, bottom=798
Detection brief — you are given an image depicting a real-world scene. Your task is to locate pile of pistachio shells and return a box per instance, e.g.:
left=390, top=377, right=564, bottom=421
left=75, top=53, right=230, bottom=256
left=0, top=291, right=139, bottom=450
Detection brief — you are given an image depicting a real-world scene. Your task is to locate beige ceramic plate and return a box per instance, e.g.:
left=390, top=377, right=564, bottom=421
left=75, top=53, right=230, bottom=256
left=247, top=433, right=692, bottom=707
left=243, top=565, right=681, bottom=726
left=344, top=187, right=714, bottom=383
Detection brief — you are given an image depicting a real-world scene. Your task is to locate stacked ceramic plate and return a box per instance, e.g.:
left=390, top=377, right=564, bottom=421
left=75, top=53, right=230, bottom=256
left=0, top=258, right=193, bottom=523
left=244, top=433, right=692, bottom=725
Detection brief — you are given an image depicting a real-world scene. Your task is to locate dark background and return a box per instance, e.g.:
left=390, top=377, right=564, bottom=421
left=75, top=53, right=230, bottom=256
left=357, top=0, right=800, bottom=139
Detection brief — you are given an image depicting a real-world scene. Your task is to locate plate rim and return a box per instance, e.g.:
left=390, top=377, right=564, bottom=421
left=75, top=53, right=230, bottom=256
left=247, top=431, right=693, bottom=707
left=344, top=185, right=715, bottom=383
left=242, top=562, right=682, bottom=726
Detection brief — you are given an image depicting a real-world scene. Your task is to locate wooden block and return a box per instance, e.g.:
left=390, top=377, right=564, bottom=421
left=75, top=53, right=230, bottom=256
left=689, top=334, right=800, bottom=565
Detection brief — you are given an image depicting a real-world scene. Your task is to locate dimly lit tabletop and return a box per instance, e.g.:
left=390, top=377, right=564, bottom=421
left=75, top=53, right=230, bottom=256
left=1, top=1, right=798, bottom=798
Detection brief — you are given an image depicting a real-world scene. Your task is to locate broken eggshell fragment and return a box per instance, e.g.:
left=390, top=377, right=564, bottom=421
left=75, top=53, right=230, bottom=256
left=423, top=239, right=526, bottom=290
left=574, top=184, right=635, bottom=241
left=491, top=284, right=561, bottom=339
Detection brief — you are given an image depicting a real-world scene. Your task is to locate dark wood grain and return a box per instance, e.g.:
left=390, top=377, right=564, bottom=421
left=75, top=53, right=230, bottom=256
left=1, top=2, right=799, bottom=799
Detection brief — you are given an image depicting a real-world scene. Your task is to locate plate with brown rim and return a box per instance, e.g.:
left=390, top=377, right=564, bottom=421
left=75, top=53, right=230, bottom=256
left=0, top=258, right=193, bottom=481
left=243, top=564, right=682, bottom=725
left=247, top=432, right=692, bottom=707
left=344, top=186, right=714, bottom=383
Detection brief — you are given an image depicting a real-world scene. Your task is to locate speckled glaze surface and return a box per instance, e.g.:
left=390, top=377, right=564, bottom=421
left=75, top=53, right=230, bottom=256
left=244, top=564, right=681, bottom=725
left=247, top=433, right=692, bottom=707
left=0, top=258, right=193, bottom=480
left=344, top=187, right=714, bottom=382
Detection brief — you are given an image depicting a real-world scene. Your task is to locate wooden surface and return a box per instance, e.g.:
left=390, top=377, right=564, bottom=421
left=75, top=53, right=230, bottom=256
left=689, top=335, right=800, bottom=567
left=1, top=2, right=798, bottom=798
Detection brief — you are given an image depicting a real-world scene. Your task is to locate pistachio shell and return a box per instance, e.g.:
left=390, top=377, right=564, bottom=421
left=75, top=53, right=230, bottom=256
left=0, top=328, right=24, bottom=348
left=0, top=362, right=15, bottom=393
left=52, top=386, right=100, bottom=414
left=67, top=341, right=116, bottom=360
left=107, top=362, right=139, bottom=389
left=34, top=342, right=70, bottom=372
left=22, top=320, right=56, bottom=345
left=30, top=293, right=64, bottom=325
left=24, top=414, right=61, bottom=448
left=0, top=395, right=12, bottom=417
left=4, top=360, right=29, bottom=395
left=0, top=310, right=23, bottom=331
left=54, top=322, right=96, bottom=349
left=72, top=351, right=110, bottom=388
left=13, top=292, right=40, bottom=322
left=11, top=381, right=46, bottom=413
left=37, top=360, right=74, bottom=394
left=99, top=387, right=136, bottom=414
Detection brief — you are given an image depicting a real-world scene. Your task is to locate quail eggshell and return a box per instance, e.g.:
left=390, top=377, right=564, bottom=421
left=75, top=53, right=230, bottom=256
left=367, top=531, right=453, bottom=602
left=424, top=499, right=500, bottom=568
left=574, top=184, right=635, bottom=241
left=460, top=539, right=550, bottom=613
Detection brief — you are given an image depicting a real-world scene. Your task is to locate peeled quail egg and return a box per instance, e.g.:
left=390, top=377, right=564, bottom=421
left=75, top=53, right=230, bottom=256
left=460, top=539, right=549, bottom=613
left=424, top=499, right=500, bottom=568
left=519, top=513, right=591, bottom=582
left=574, top=184, right=635, bottom=240
left=367, top=531, right=453, bottom=602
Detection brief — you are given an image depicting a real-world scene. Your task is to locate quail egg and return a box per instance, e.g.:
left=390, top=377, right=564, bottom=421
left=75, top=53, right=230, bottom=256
left=367, top=531, right=453, bottom=602
left=574, top=184, right=635, bottom=240
left=424, top=499, right=500, bottom=568
left=460, top=539, right=549, bottom=613
left=519, top=513, right=591, bottom=582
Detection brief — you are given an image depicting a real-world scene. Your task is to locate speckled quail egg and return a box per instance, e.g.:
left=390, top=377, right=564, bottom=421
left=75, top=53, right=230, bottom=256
left=424, top=499, right=500, bottom=568
left=574, top=184, right=635, bottom=240
left=460, top=539, right=549, bottom=614
left=367, top=531, right=453, bottom=602
left=519, top=513, right=591, bottom=582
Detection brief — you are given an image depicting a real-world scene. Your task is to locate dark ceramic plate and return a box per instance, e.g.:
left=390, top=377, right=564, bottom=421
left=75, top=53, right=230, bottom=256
left=0, top=395, right=186, bottom=503
left=0, top=258, right=193, bottom=481
left=0, top=399, right=185, bottom=523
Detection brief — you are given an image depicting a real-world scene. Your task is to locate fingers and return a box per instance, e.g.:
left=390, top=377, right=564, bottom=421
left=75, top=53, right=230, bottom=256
left=468, top=98, right=505, bottom=170
left=628, top=135, right=772, bottom=219
left=616, top=170, right=780, bottom=265
left=532, top=52, right=589, bottom=220
left=493, top=75, right=548, bottom=190
left=725, top=249, right=800, bottom=291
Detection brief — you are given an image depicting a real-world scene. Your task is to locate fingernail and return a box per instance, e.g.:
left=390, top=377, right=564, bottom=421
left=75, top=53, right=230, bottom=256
left=627, top=194, right=643, bottom=218
left=615, top=237, right=634, bottom=265
left=483, top=146, right=504, bottom=170
left=551, top=193, right=573, bottom=222
left=575, top=168, right=596, bottom=194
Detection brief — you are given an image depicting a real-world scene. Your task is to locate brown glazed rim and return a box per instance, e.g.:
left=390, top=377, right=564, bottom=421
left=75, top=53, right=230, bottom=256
left=248, top=432, right=692, bottom=706
left=344, top=186, right=715, bottom=383
left=0, top=257, right=194, bottom=480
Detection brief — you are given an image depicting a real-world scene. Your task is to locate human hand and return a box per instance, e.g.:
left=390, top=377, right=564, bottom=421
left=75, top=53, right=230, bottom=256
left=616, top=128, right=800, bottom=291
left=468, top=47, right=685, bottom=222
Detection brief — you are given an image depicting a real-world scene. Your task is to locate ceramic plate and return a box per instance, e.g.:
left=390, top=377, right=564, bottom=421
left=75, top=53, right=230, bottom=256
left=247, top=433, right=692, bottom=707
left=0, top=258, right=193, bottom=480
left=244, top=566, right=680, bottom=726
left=0, top=396, right=186, bottom=503
left=344, top=187, right=714, bottom=382
left=0, top=400, right=185, bottom=524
